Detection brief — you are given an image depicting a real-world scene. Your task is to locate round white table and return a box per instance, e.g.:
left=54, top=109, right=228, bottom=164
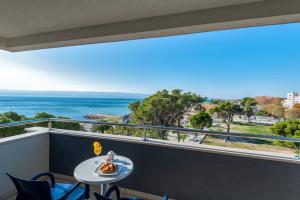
left=74, top=155, right=134, bottom=197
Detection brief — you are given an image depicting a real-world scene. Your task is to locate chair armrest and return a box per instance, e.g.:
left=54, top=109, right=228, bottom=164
left=31, top=172, right=55, bottom=187
left=57, top=182, right=81, bottom=200
left=106, top=186, right=120, bottom=199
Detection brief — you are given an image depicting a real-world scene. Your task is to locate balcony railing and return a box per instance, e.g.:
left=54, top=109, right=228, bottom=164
left=1, top=119, right=300, bottom=200
left=1, top=118, right=300, bottom=159
left=48, top=118, right=300, bottom=142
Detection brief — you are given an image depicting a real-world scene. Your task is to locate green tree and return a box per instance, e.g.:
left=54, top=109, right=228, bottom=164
left=190, top=111, right=213, bottom=139
left=91, top=124, right=112, bottom=133
left=190, top=112, right=213, bottom=129
left=51, top=121, right=82, bottom=131
left=257, top=110, right=269, bottom=117
left=0, top=115, right=11, bottom=123
left=34, top=112, right=55, bottom=119
left=272, top=120, right=300, bottom=149
left=180, top=134, right=187, bottom=142
left=210, top=98, right=224, bottom=105
left=209, top=101, right=241, bottom=133
left=241, top=97, right=257, bottom=122
left=129, top=89, right=205, bottom=140
left=35, top=112, right=82, bottom=131
left=171, top=89, right=205, bottom=141
left=272, top=120, right=300, bottom=137
left=2, top=112, right=25, bottom=121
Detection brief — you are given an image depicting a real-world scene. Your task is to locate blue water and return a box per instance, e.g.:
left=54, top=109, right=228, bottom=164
left=0, top=96, right=140, bottom=120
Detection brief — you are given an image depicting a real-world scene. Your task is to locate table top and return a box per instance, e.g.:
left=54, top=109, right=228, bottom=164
left=74, top=155, right=134, bottom=185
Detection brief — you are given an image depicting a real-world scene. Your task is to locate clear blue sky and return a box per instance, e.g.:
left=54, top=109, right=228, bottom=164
left=0, top=22, right=299, bottom=99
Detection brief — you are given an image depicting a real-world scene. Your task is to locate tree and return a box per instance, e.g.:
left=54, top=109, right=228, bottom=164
left=272, top=120, right=300, bottom=137
left=272, top=120, right=300, bottom=149
left=51, top=121, right=83, bottom=131
left=190, top=112, right=213, bottom=130
left=3, top=112, right=26, bottom=121
left=34, top=112, right=82, bottom=131
left=285, top=108, right=300, bottom=120
left=293, top=104, right=300, bottom=109
left=209, top=101, right=241, bottom=133
left=210, top=98, right=224, bottom=105
left=190, top=112, right=213, bottom=138
left=271, top=98, right=283, bottom=105
left=254, top=96, right=283, bottom=106
left=170, top=89, right=205, bottom=141
left=256, top=110, right=269, bottom=117
left=91, top=124, right=112, bottom=133
left=262, top=104, right=285, bottom=119
left=241, top=97, right=257, bottom=122
left=34, top=112, right=55, bottom=119
left=129, top=90, right=176, bottom=139
left=129, top=89, right=205, bottom=140
left=0, top=115, right=11, bottom=123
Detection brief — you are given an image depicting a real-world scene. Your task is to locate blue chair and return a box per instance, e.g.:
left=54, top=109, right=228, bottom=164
left=6, top=172, right=88, bottom=200
left=94, top=186, right=143, bottom=200
left=164, top=194, right=168, bottom=200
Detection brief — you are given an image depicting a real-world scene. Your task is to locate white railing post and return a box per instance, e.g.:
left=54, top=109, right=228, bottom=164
left=48, top=120, right=52, bottom=130
left=143, top=128, right=147, bottom=141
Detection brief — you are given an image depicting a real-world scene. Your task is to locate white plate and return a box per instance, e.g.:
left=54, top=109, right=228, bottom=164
left=95, top=164, right=122, bottom=176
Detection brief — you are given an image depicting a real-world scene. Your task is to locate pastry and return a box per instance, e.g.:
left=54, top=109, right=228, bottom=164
left=99, top=162, right=117, bottom=173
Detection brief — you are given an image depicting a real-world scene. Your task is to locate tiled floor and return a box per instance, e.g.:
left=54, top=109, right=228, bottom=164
left=56, top=174, right=170, bottom=200
left=3, top=190, right=165, bottom=200
left=2, top=174, right=167, bottom=200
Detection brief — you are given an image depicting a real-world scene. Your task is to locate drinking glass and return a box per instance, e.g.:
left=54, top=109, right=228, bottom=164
left=93, top=141, right=102, bottom=165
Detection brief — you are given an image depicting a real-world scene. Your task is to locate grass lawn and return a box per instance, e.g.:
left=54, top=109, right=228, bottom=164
left=231, top=122, right=272, bottom=135
left=209, top=122, right=272, bottom=135
left=203, top=136, right=295, bottom=155
left=206, top=121, right=298, bottom=154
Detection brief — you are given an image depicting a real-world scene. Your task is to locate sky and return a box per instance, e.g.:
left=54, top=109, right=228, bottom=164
left=0, top=22, right=299, bottom=99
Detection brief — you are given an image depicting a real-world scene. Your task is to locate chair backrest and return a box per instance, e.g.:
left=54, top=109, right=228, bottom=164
left=7, top=173, right=51, bottom=200
left=164, top=194, right=168, bottom=200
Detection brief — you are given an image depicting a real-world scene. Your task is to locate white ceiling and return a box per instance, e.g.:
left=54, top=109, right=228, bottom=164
left=1, top=0, right=300, bottom=52
left=0, top=0, right=262, bottom=37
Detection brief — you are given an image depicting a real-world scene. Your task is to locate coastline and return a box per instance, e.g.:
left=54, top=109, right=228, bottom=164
left=0, top=96, right=137, bottom=120
left=83, top=113, right=122, bottom=122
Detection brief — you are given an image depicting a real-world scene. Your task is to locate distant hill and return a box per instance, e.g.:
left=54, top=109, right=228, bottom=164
left=0, top=90, right=149, bottom=99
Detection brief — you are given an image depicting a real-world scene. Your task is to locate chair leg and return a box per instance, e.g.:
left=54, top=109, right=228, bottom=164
left=84, top=184, right=90, bottom=199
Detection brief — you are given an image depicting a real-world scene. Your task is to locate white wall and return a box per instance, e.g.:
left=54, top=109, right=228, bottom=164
left=0, top=130, right=49, bottom=198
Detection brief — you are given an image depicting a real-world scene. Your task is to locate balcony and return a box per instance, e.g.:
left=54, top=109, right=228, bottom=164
left=1, top=119, right=300, bottom=200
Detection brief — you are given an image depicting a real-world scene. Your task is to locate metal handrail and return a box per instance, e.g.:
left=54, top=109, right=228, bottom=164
left=0, top=119, right=49, bottom=128
left=47, top=118, right=300, bottom=143
left=0, top=118, right=299, bottom=143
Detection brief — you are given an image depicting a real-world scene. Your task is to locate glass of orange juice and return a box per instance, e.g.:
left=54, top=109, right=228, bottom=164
left=93, top=141, right=102, bottom=164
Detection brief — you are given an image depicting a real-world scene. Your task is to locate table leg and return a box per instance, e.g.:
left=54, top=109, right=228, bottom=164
left=100, top=183, right=109, bottom=196
left=84, top=184, right=90, bottom=199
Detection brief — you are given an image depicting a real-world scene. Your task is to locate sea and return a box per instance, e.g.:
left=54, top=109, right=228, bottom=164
left=0, top=96, right=141, bottom=120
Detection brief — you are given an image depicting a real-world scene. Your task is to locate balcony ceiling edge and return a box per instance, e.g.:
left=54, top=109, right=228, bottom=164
left=2, top=0, right=300, bottom=52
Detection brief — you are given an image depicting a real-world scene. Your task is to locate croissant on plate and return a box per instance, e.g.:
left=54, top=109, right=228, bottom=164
left=99, top=162, right=117, bottom=173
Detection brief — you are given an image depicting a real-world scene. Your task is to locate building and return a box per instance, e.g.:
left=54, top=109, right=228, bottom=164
left=282, top=92, right=300, bottom=108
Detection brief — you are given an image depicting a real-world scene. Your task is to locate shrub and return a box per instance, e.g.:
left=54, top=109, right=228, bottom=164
left=34, top=112, right=56, bottom=119
left=272, top=120, right=300, bottom=137
left=91, top=124, right=112, bottom=133
left=0, top=112, right=83, bottom=138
